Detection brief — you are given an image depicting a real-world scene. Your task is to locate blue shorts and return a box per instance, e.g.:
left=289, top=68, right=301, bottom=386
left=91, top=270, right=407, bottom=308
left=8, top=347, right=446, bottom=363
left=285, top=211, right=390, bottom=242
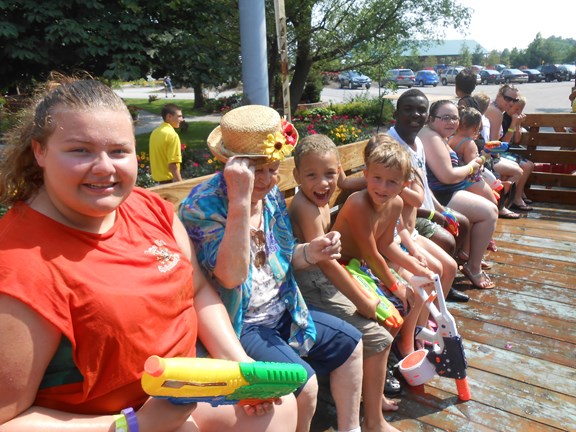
left=239, top=309, right=361, bottom=395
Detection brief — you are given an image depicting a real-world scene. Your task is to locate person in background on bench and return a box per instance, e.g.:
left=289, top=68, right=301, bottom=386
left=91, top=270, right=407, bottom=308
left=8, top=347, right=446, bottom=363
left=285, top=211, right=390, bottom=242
left=388, top=89, right=468, bottom=302
left=485, top=84, right=524, bottom=219
left=149, top=103, right=184, bottom=184
left=500, top=94, right=535, bottom=211
left=179, top=105, right=364, bottom=432
left=419, top=100, right=498, bottom=290
left=289, top=134, right=401, bottom=432
left=0, top=76, right=296, bottom=431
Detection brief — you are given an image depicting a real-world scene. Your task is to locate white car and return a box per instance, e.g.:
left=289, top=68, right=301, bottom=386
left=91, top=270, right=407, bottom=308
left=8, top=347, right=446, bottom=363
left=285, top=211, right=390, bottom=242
left=441, top=67, right=481, bottom=86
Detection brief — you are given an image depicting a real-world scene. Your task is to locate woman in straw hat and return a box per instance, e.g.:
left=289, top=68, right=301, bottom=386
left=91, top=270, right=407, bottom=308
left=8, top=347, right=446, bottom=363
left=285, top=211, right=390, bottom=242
left=179, top=105, right=364, bottom=432
left=0, top=77, right=296, bottom=431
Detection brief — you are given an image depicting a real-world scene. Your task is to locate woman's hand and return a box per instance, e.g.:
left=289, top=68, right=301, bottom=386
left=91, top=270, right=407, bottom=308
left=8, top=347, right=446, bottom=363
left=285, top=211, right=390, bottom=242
left=241, top=398, right=283, bottom=417
left=223, top=157, right=255, bottom=204
left=467, top=160, right=481, bottom=176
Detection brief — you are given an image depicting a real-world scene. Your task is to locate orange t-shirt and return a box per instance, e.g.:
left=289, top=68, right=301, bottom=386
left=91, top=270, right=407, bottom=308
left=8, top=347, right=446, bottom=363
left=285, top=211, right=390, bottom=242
left=0, top=188, right=197, bottom=414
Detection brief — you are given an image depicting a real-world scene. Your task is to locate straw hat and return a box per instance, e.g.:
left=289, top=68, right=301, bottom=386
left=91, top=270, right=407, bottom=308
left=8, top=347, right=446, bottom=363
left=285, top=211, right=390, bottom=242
left=207, top=105, right=299, bottom=164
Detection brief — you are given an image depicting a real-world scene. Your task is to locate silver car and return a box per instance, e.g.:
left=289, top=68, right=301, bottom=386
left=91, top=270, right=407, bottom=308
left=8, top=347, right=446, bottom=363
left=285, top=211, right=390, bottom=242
left=381, top=69, right=415, bottom=88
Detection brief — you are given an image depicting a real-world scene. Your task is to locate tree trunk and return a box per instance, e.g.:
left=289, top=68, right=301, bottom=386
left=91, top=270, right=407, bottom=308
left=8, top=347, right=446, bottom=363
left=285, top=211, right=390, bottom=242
left=193, top=84, right=204, bottom=109
left=289, top=43, right=313, bottom=115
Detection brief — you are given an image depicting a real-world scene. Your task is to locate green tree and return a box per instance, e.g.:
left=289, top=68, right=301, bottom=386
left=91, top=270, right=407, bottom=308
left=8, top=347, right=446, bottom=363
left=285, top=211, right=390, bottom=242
left=472, top=44, right=485, bottom=66
left=459, top=43, right=471, bottom=67
left=0, top=0, right=159, bottom=92
left=148, top=0, right=241, bottom=109
left=281, top=0, right=471, bottom=113
left=486, top=50, right=500, bottom=68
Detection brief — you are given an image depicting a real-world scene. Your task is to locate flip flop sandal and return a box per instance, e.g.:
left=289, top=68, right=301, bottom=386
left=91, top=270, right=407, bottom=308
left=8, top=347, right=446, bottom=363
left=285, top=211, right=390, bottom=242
left=510, top=203, right=534, bottom=212
left=462, top=265, right=495, bottom=289
left=498, top=211, right=521, bottom=219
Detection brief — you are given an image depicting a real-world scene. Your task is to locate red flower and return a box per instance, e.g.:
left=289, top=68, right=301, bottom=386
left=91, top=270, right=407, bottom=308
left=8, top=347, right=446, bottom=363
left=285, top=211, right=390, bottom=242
left=281, top=118, right=298, bottom=146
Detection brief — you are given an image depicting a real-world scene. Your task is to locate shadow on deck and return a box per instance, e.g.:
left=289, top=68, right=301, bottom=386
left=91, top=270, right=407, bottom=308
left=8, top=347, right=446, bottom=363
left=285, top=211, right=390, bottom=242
left=315, top=202, right=576, bottom=432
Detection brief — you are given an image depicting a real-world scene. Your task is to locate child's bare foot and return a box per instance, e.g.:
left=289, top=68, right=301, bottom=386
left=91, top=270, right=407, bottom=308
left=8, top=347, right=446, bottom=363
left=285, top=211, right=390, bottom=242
left=362, top=419, right=402, bottom=432
left=382, top=395, right=399, bottom=411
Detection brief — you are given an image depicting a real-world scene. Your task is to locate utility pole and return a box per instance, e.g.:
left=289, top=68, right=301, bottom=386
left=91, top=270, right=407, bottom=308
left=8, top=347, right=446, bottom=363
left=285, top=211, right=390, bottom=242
left=273, top=0, right=291, bottom=120
left=238, top=0, right=269, bottom=106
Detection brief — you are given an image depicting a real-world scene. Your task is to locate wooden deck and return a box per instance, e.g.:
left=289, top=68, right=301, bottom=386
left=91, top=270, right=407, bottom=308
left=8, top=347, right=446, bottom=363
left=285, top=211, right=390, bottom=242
left=381, top=202, right=576, bottom=432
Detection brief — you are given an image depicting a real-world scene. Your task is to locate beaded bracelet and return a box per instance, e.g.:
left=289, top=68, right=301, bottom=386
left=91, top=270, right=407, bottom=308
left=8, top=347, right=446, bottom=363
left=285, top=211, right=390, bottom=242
left=303, top=244, right=315, bottom=265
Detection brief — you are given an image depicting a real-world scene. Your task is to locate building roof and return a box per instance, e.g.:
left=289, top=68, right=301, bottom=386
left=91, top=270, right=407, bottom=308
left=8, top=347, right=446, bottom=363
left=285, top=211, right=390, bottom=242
left=403, top=39, right=489, bottom=57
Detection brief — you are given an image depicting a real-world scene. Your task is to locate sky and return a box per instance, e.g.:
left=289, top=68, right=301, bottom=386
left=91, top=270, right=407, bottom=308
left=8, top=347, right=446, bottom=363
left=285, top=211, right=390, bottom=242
left=443, top=0, right=574, bottom=52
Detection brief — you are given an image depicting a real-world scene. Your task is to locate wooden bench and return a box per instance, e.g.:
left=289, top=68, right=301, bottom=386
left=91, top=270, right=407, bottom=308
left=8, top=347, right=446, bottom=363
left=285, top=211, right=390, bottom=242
left=515, top=113, right=576, bottom=204
left=149, top=139, right=369, bottom=211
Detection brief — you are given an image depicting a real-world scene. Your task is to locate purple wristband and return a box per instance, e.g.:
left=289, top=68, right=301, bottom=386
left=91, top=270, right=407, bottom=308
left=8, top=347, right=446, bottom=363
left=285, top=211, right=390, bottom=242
left=121, top=407, right=139, bottom=432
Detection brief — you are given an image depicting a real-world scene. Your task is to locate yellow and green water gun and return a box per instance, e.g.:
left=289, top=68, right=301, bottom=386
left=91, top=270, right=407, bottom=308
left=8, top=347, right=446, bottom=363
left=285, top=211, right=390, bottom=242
left=142, top=356, right=307, bottom=407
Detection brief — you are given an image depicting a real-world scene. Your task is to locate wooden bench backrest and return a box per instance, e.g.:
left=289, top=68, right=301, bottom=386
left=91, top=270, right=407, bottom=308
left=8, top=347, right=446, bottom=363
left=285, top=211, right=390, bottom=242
left=515, top=113, right=576, bottom=204
left=149, top=113, right=576, bottom=208
left=149, top=139, right=369, bottom=211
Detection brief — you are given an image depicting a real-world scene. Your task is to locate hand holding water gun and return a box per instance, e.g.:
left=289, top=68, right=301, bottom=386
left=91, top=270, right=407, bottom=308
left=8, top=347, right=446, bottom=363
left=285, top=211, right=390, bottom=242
left=142, top=356, right=307, bottom=407
left=410, top=275, right=471, bottom=401
left=343, top=258, right=404, bottom=328
left=484, top=140, right=509, bottom=153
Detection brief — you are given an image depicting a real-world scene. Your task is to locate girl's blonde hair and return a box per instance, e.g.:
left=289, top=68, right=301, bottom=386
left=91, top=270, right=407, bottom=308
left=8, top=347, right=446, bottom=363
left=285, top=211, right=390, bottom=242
left=0, top=73, right=131, bottom=205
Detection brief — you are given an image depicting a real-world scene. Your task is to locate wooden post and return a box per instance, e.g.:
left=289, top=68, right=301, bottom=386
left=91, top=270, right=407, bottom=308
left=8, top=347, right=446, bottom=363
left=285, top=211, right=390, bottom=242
left=273, top=0, right=291, bottom=121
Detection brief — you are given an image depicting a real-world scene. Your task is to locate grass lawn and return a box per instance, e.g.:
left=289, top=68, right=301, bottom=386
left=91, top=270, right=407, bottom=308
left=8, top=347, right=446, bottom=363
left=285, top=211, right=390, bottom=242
left=135, top=121, right=218, bottom=154
left=120, top=98, right=207, bottom=117
left=126, top=96, right=219, bottom=154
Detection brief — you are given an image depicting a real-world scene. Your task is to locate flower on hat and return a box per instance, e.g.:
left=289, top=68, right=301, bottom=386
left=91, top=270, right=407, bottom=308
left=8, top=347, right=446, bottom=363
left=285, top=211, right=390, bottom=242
left=261, top=117, right=298, bottom=162
left=282, top=117, right=298, bottom=146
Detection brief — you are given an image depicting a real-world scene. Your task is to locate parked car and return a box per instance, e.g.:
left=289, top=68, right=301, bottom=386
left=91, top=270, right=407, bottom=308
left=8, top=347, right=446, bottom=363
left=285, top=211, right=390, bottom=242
left=560, top=64, right=576, bottom=80
left=440, top=66, right=464, bottom=85
left=522, top=69, right=543, bottom=83
left=499, top=68, right=528, bottom=84
left=540, top=64, right=569, bottom=82
left=381, top=69, right=415, bottom=88
left=434, top=64, right=449, bottom=74
left=338, top=70, right=372, bottom=89
left=440, top=66, right=480, bottom=86
left=414, top=70, right=439, bottom=87
left=479, top=69, right=502, bottom=85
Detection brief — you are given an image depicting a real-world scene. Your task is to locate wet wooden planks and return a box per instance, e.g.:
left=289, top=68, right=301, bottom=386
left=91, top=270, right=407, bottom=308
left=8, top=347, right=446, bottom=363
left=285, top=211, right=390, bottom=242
left=386, top=203, right=576, bottom=432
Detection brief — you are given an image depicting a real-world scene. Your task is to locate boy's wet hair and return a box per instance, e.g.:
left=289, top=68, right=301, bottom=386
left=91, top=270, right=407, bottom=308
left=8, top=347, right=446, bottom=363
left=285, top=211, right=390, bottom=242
left=0, top=73, right=131, bottom=205
left=472, top=92, right=490, bottom=114
left=364, top=133, right=412, bottom=181
left=294, top=134, right=339, bottom=168
left=455, top=69, right=477, bottom=95
left=458, top=106, right=483, bottom=130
